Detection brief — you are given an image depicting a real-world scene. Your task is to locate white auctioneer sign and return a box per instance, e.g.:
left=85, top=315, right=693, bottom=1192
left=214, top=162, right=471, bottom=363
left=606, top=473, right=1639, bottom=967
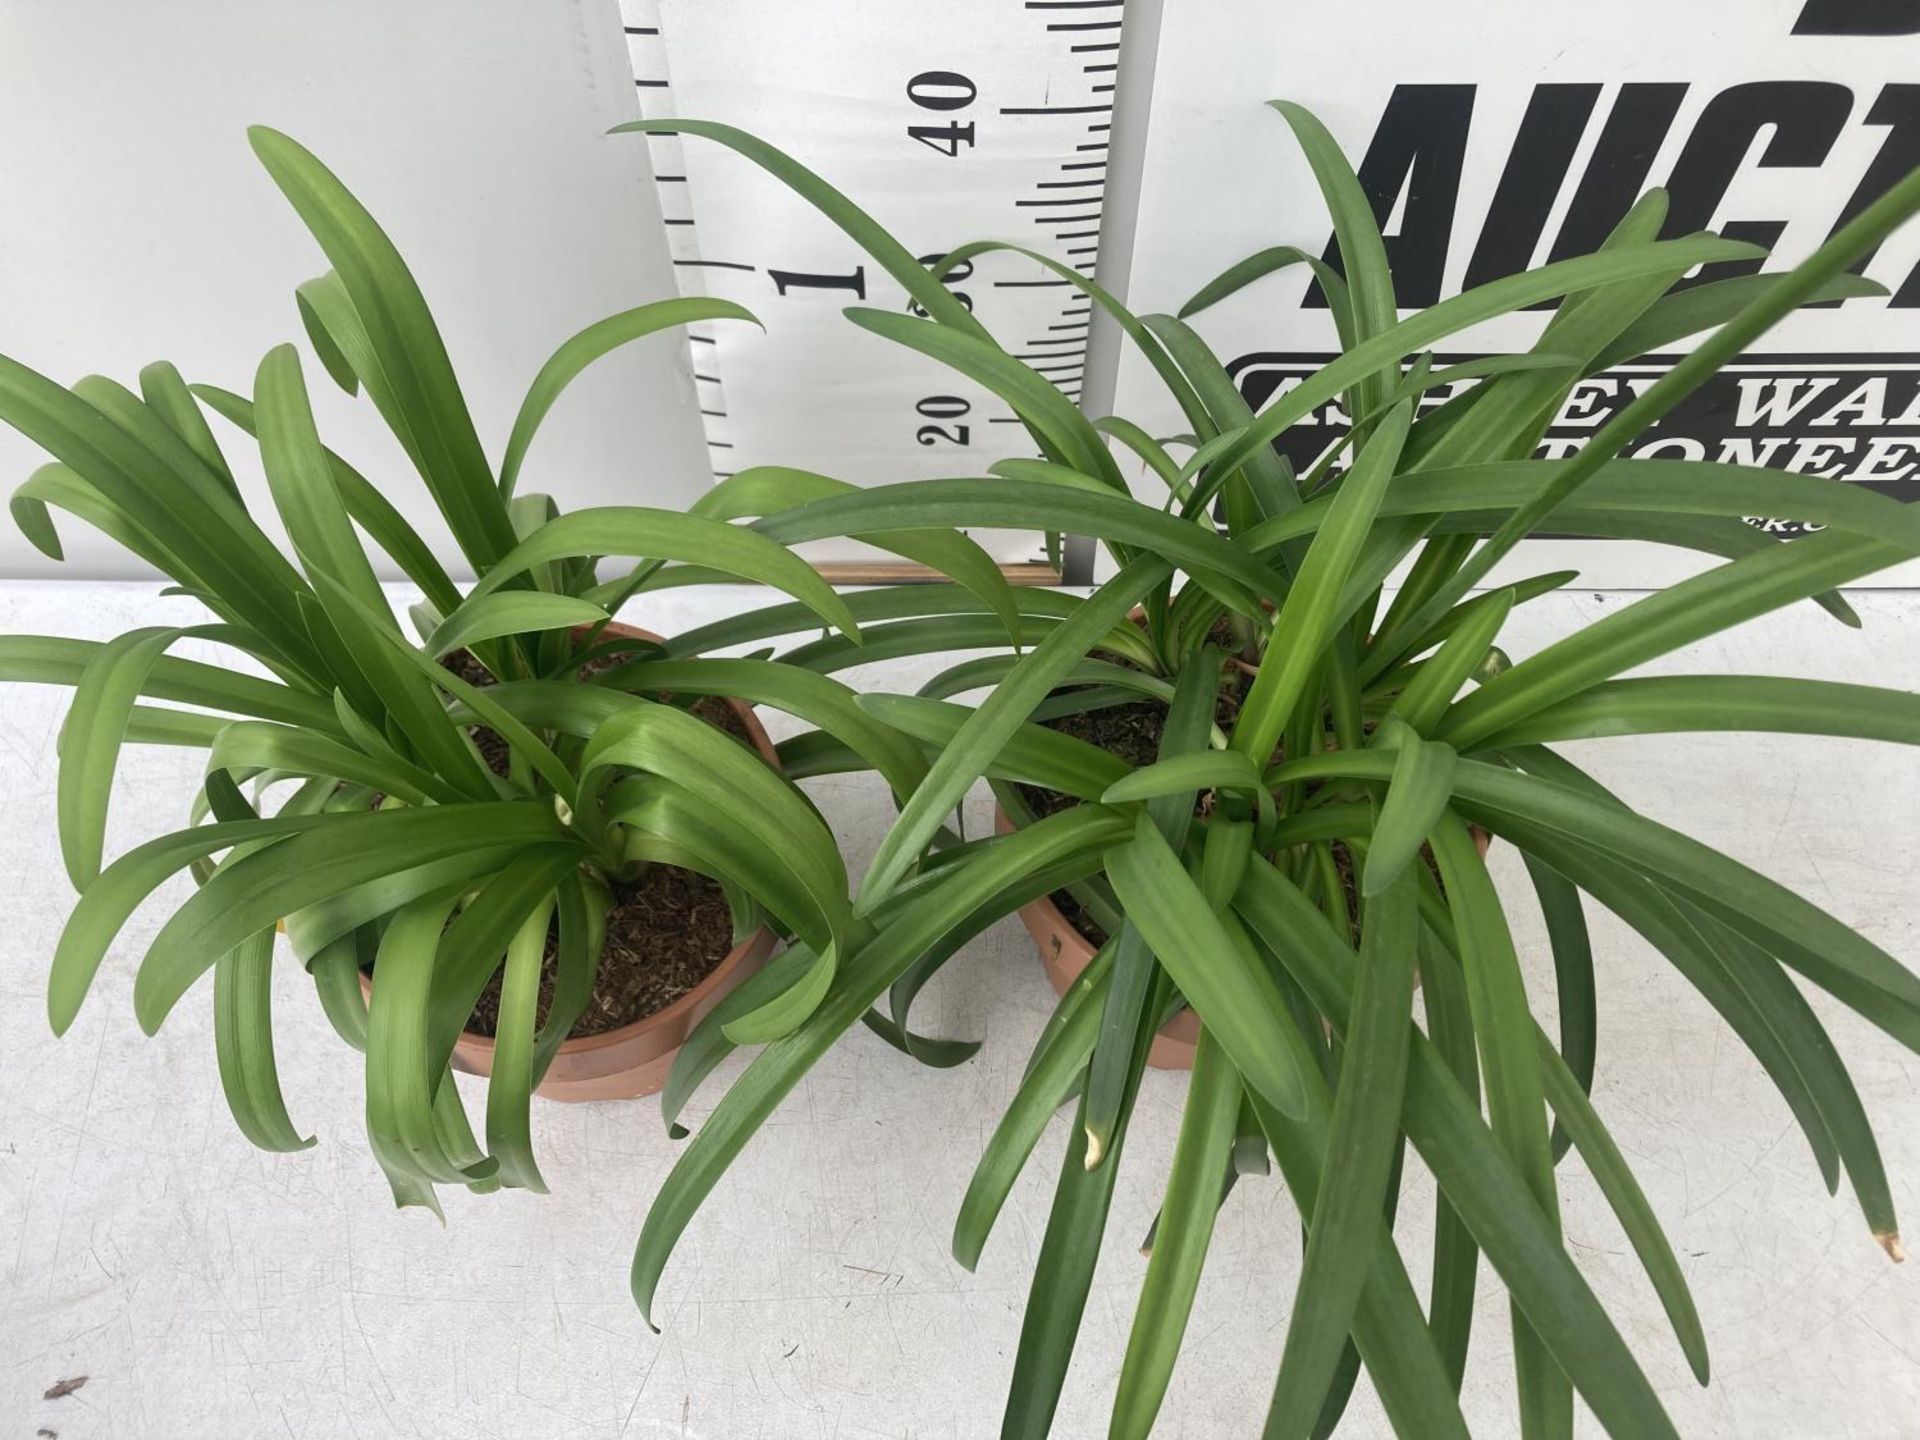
left=1114, top=0, right=1920, bottom=586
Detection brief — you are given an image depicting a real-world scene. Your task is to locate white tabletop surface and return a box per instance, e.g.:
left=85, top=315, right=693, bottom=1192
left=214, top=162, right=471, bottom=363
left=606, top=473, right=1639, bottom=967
left=2, top=579, right=1917, bottom=1439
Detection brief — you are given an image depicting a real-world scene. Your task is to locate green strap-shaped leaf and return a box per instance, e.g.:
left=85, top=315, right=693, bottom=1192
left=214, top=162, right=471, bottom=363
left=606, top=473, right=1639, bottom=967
left=606, top=657, right=928, bottom=802
left=611, top=781, right=836, bottom=954
left=424, top=592, right=607, bottom=657
left=1483, top=674, right=1920, bottom=749
left=720, top=941, right=836, bottom=1046
left=88, top=803, right=567, bottom=1036
left=853, top=558, right=1170, bottom=910
left=213, top=926, right=315, bottom=1153
left=612, top=118, right=986, bottom=335
left=249, top=126, right=519, bottom=569
left=697, top=465, right=1021, bottom=646
left=630, top=805, right=1132, bottom=1324
left=1386, top=588, right=1514, bottom=734
left=459, top=505, right=858, bottom=641
left=664, top=581, right=1085, bottom=657
left=1263, top=865, right=1419, bottom=1439
left=316, top=573, right=571, bottom=796
left=1417, top=924, right=1481, bottom=1389
left=501, top=297, right=760, bottom=497
left=57, top=625, right=199, bottom=889
left=207, top=719, right=449, bottom=807
left=1179, top=244, right=1353, bottom=333
left=484, top=894, right=557, bottom=1192
left=1592, top=270, right=1885, bottom=372
left=940, top=240, right=1214, bottom=438
left=192, top=381, right=464, bottom=616
left=1178, top=232, right=1758, bottom=487
left=1143, top=315, right=1303, bottom=532
left=953, top=938, right=1114, bottom=1269
left=1432, top=757, right=1920, bottom=1049
left=1383, top=159, right=1920, bottom=642
left=1084, top=656, right=1222, bottom=1169
left=782, top=613, right=1062, bottom=674
left=1430, top=813, right=1569, bottom=1438
left=1362, top=735, right=1458, bottom=897
left=1440, top=530, right=1912, bottom=751
left=1270, top=101, right=1400, bottom=429
left=1105, top=812, right=1308, bottom=1118
left=1233, top=857, right=1682, bottom=1440
left=365, top=890, right=473, bottom=1190
left=1234, top=402, right=1411, bottom=766
left=1109, top=1028, right=1240, bottom=1440
left=0, top=356, right=320, bottom=670
left=752, top=476, right=1277, bottom=622
left=137, top=360, right=237, bottom=497
left=660, top=944, right=825, bottom=1138
left=1249, top=456, right=1920, bottom=559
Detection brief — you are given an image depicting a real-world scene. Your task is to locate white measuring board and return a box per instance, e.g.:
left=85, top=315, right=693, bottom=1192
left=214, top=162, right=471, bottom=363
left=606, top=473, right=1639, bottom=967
left=618, top=0, right=1131, bottom=569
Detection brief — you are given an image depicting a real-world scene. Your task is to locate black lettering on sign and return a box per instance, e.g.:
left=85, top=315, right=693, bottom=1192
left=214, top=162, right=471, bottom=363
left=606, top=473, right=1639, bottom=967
left=1464, top=84, right=1602, bottom=288
left=1546, top=83, right=1689, bottom=267
left=1230, top=350, right=1920, bottom=533
left=1816, top=85, right=1920, bottom=306
left=1793, top=0, right=1920, bottom=36
left=1304, top=84, right=1474, bottom=310
left=1659, top=81, right=1853, bottom=288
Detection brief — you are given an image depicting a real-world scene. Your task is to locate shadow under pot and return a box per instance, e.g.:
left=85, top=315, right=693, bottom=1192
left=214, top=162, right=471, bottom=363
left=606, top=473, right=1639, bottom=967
left=356, top=620, right=779, bottom=1102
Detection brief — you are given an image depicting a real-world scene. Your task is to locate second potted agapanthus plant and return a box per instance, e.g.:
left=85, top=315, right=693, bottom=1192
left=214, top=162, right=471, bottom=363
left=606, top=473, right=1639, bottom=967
left=613, top=109, right=1920, bottom=1440
left=0, top=125, right=1009, bottom=1209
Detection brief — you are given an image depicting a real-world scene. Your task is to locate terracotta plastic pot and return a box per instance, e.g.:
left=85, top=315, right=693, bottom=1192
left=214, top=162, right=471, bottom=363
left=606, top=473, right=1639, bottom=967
left=995, top=808, right=1491, bottom=1073
left=359, top=620, right=781, bottom=1103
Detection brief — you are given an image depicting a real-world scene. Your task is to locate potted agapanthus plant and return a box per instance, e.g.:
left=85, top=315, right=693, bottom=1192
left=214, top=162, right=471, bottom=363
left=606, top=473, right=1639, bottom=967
left=613, top=109, right=1920, bottom=1439
left=0, top=127, right=1014, bottom=1209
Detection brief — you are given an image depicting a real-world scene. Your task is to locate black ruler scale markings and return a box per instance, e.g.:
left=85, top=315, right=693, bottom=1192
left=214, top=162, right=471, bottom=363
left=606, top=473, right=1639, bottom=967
left=618, top=0, right=1128, bottom=562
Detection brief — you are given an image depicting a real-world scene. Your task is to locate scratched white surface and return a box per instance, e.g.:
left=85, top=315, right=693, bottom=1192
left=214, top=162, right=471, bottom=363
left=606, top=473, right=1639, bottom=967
left=2, top=578, right=1917, bottom=1439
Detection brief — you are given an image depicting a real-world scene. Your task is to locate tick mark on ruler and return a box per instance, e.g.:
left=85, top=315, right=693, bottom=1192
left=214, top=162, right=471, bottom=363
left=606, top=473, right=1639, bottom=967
left=624, top=25, right=660, bottom=34
left=1061, top=160, right=1107, bottom=170
left=1026, top=1, right=1122, bottom=9
left=634, top=79, right=671, bottom=88
left=1001, top=104, right=1114, bottom=115
left=1038, top=178, right=1103, bottom=188
left=1071, top=41, right=1120, bottom=51
left=1018, top=195, right=1104, bottom=206
left=675, top=260, right=756, bottom=272
left=995, top=279, right=1071, bottom=288
left=1048, top=20, right=1123, bottom=30
left=1051, top=229, right=1100, bottom=239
